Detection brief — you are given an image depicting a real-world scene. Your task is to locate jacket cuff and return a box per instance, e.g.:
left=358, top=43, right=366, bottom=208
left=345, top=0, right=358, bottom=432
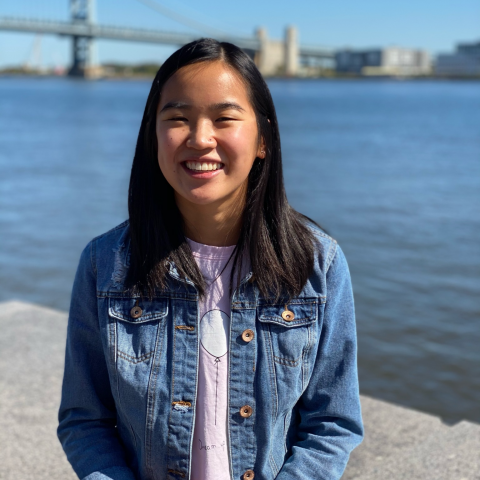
left=82, top=466, right=137, bottom=480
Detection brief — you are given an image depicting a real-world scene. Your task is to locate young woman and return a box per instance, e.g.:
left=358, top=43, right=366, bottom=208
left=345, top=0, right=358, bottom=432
left=58, top=38, right=363, bottom=480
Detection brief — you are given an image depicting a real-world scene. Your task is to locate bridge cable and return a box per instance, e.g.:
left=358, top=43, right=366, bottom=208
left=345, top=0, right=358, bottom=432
left=132, top=0, right=234, bottom=38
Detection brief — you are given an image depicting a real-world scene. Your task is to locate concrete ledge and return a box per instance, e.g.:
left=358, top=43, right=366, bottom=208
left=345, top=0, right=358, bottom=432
left=0, top=301, right=76, bottom=479
left=343, top=398, right=480, bottom=479
left=0, top=301, right=478, bottom=479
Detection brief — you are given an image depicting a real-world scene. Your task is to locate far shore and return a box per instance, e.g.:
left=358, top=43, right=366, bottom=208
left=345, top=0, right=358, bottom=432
left=1, top=70, right=479, bottom=82
left=1, top=63, right=480, bottom=81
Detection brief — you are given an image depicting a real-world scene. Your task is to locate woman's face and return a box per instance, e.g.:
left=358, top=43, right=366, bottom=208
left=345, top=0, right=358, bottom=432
left=156, top=60, right=265, bottom=210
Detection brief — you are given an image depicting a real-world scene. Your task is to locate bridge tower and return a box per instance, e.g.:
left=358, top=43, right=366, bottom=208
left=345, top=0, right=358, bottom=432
left=68, top=0, right=96, bottom=77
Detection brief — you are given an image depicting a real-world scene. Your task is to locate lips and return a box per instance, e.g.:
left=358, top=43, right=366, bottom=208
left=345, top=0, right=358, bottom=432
left=184, top=161, right=224, bottom=172
left=180, top=159, right=224, bottom=178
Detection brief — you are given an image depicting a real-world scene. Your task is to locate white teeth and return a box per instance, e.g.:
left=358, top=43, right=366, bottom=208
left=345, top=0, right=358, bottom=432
left=185, top=161, right=222, bottom=172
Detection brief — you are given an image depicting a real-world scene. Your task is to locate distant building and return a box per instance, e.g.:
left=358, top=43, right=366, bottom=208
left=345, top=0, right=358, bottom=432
left=335, top=47, right=431, bottom=76
left=255, top=26, right=299, bottom=77
left=435, top=41, right=480, bottom=76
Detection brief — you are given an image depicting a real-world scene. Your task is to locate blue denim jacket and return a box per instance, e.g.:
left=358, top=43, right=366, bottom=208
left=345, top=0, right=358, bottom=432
left=58, top=220, right=363, bottom=480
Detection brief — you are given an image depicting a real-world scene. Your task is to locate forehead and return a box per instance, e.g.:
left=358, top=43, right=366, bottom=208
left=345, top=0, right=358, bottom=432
left=159, top=61, right=252, bottom=108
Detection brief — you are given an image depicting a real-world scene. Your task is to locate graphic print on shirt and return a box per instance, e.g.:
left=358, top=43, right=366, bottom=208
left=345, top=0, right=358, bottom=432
left=199, top=309, right=229, bottom=426
left=187, top=238, right=236, bottom=480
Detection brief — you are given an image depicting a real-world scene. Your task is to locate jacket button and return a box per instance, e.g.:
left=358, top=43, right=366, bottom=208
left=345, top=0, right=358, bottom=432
left=243, top=470, right=255, bottom=479
left=241, top=329, right=254, bottom=342
left=239, top=405, right=253, bottom=418
left=281, top=309, right=295, bottom=321
left=130, top=305, right=143, bottom=319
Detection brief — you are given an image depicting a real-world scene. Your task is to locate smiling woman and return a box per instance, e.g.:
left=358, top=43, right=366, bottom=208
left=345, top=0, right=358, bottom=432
left=57, top=38, right=363, bottom=480
left=155, top=61, right=265, bottom=246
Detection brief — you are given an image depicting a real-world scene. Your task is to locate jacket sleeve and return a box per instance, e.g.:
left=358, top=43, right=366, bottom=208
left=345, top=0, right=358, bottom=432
left=57, top=242, right=137, bottom=480
left=275, top=244, right=364, bottom=480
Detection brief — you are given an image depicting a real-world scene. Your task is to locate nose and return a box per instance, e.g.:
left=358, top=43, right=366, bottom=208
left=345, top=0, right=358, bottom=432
left=186, top=119, right=216, bottom=150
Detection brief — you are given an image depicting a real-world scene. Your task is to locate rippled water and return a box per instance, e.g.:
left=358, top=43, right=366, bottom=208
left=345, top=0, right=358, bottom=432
left=1, top=77, right=479, bottom=423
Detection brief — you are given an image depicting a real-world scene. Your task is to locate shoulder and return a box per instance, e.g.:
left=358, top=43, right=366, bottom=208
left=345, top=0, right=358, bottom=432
left=304, top=220, right=339, bottom=274
left=89, top=220, right=130, bottom=248
left=78, top=220, right=131, bottom=291
left=84, top=220, right=130, bottom=257
left=300, top=220, right=352, bottom=299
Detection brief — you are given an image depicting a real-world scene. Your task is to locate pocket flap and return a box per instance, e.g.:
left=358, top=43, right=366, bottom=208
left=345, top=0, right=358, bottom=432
left=257, top=299, right=319, bottom=327
left=108, top=297, right=168, bottom=324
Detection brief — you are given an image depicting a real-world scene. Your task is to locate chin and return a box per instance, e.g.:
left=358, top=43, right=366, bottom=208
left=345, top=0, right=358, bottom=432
left=187, top=196, right=222, bottom=206
left=177, top=190, right=220, bottom=206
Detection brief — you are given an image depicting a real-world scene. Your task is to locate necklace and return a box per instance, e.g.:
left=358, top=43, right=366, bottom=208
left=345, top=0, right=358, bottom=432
left=205, top=247, right=237, bottom=289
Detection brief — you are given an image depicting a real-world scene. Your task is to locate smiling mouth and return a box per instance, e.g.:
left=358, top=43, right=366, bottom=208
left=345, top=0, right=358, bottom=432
left=184, top=161, right=224, bottom=172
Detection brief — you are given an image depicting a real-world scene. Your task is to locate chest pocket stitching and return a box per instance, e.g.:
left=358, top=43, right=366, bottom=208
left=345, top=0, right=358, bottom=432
left=108, top=298, right=169, bottom=324
left=108, top=297, right=168, bottom=363
left=257, top=300, right=318, bottom=327
left=257, top=300, right=318, bottom=367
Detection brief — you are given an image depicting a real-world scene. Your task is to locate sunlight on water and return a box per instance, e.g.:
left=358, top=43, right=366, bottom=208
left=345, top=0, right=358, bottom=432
left=0, top=77, right=479, bottom=423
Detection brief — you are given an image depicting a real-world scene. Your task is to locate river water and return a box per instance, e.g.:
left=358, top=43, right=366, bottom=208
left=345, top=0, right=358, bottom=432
left=1, top=77, right=479, bottom=424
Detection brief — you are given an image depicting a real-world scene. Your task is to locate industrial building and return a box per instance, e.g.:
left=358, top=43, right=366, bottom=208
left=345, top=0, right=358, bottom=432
left=435, top=41, right=480, bottom=76
left=335, top=47, right=431, bottom=76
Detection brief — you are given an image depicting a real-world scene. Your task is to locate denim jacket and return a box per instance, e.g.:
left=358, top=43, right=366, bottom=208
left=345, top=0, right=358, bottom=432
left=58, top=220, right=363, bottom=480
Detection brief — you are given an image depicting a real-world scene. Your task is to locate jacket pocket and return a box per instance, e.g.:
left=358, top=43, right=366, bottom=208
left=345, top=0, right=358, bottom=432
left=108, top=297, right=168, bottom=364
left=257, top=298, right=319, bottom=366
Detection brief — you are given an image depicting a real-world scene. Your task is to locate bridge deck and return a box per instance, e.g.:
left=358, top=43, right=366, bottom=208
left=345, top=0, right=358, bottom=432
left=0, top=17, right=334, bottom=58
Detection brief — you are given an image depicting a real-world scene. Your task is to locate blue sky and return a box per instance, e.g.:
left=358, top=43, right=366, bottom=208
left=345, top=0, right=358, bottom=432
left=0, top=0, right=479, bottom=68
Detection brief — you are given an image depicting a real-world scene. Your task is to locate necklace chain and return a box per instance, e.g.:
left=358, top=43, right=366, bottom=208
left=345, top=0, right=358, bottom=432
left=205, top=248, right=236, bottom=289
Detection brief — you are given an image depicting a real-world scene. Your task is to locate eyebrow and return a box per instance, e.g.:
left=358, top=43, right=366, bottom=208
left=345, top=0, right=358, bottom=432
left=159, top=101, right=245, bottom=113
left=210, top=102, right=245, bottom=112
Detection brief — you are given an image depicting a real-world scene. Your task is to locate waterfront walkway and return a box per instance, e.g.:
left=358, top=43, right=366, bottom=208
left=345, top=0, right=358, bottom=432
left=0, top=300, right=478, bottom=479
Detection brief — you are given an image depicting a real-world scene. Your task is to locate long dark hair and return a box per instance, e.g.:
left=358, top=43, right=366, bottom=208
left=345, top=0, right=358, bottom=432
left=128, top=38, right=317, bottom=300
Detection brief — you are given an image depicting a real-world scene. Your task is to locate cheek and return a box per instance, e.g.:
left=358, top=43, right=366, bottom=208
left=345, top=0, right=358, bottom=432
left=156, top=133, right=180, bottom=180
left=224, top=124, right=259, bottom=156
left=156, top=128, right=184, bottom=158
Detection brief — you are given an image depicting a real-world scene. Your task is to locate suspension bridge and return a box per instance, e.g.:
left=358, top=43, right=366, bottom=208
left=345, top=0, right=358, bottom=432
left=0, top=0, right=334, bottom=77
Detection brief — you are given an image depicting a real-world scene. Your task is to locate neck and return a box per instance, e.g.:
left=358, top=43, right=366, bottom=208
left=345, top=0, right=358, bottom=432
left=175, top=190, right=245, bottom=247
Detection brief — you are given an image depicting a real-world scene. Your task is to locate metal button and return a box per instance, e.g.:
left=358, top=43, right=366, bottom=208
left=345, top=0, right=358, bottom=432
left=281, top=309, right=295, bottom=321
left=130, top=301, right=142, bottom=319
left=239, top=405, right=253, bottom=418
left=243, top=470, right=255, bottom=479
left=241, top=329, right=254, bottom=342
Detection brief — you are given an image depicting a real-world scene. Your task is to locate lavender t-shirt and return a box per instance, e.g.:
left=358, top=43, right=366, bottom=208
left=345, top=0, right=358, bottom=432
left=187, top=238, right=235, bottom=480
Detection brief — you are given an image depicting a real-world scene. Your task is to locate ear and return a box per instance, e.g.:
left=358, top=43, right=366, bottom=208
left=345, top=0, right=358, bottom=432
left=257, top=137, right=266, bottom=159
left=257, top=119, right=270, bottom=158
